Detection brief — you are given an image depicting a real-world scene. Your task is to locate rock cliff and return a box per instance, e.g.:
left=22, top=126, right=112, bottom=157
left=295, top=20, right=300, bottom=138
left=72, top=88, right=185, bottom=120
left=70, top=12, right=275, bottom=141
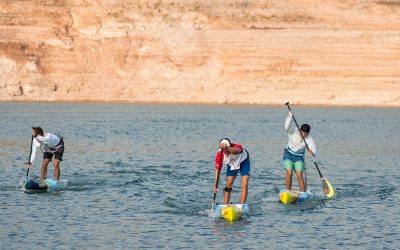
left=1, top=0, right=399, bottom=106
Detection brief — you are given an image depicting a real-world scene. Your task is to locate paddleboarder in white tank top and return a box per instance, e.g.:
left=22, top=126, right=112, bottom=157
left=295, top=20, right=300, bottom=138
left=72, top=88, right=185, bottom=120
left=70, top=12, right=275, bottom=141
left=26, top=127, right=65, bottom=181
left=283, top=112, right=316, bottom=192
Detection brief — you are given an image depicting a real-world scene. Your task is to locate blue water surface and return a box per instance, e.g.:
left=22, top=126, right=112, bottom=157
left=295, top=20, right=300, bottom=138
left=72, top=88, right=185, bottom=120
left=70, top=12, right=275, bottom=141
left=0, top=102, right=399, bottom=249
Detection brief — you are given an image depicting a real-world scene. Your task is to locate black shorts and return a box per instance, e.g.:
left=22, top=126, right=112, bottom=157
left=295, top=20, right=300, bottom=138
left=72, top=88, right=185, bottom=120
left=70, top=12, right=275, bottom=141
left=43, top=141, right=64, bottom=161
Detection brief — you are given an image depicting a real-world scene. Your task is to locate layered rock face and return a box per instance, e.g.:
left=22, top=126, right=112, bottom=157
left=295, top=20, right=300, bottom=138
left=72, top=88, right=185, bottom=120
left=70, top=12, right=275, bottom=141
left=1, top=0, right=399, bottom=106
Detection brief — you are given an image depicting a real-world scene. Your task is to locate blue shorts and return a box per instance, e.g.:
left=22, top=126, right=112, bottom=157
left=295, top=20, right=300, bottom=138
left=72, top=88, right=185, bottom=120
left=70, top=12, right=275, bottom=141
left=226, top=151, right=251, bottom=177
left=283, top=149, right=304, bottom=172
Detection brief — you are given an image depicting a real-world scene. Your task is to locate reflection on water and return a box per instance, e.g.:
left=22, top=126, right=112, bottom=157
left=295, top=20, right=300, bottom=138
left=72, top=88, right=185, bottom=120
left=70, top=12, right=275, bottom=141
left=1, top=102, right=399, bottom=249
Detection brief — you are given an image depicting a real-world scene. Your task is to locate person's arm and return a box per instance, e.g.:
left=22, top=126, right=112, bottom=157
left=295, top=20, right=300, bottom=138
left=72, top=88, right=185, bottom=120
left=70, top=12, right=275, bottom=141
left=306, top=138, right=317, bottom=156
left=226, top=145, right=242, bottom=155
left=213, top=150, right=223, bottom=192
left=35, top=135, right=49, bottom=144
left=215, top=150, right=223, bottom=170
left=285, top=112, right=294, bottom=133
left=27, top=140, right=39, bottom=168
left=213, top=169, right=220, bottom=191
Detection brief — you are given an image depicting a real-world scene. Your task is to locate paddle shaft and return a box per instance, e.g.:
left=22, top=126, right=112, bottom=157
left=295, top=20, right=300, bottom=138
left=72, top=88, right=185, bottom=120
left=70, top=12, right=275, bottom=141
left=26, top=135, right=34, bottom=178
left=212, top=149, right=224, bottom=209
left=285, top=103, right=324, bottom=179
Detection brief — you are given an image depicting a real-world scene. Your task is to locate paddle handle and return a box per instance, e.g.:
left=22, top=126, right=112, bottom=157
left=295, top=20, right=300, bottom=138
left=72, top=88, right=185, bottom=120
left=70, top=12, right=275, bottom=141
left=285, top=102, right=324, bottom=179
left=212, top=149, right=224, bottom=209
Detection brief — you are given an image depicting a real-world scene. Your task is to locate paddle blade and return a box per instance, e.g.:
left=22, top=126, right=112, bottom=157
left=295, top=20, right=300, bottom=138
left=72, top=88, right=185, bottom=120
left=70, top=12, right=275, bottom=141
left=321, top=178, right=335, bottom=198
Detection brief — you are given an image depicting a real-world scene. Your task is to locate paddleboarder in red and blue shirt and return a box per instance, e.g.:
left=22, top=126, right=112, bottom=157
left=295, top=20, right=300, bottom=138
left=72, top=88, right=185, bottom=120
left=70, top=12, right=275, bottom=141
left=213, top=138, right=251, bottom=205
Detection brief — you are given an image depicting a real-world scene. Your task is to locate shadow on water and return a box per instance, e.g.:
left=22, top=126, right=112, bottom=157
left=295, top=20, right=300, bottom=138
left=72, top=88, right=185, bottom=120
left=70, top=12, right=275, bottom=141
left=251, top=186, right=332, bottom=216
left=334, top=180, right=397, bottom=201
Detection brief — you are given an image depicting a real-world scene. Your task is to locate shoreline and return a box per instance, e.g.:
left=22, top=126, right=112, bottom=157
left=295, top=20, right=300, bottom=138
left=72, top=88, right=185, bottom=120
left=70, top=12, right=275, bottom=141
left=2, top=99, right=399, bottom=108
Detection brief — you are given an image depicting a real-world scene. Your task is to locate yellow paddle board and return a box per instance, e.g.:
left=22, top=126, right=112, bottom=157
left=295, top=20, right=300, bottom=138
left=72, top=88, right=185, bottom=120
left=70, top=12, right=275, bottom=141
left=279, top=189, right=311, bottom=204
left=214, top=204, right=249, bottom=221
left=279, top=190, right=299, bottom=204
left=220, top=206, right=243, bottom=221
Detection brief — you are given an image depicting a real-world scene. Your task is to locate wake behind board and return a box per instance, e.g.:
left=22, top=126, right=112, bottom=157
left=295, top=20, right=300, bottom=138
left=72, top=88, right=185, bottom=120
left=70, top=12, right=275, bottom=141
left=214, top=204, right=249, bottom=221
left=279, top=189, right=312, bottom=204
left=24, top=178, right=67, bottom=193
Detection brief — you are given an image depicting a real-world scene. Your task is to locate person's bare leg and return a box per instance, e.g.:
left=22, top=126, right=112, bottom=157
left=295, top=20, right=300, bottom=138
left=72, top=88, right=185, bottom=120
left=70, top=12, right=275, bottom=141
left=53, top=159, right=61, bottom=181
left=285, top=170, right=293, bottom=190
left=40, top=159, right=50, bottom=180
left=240, top=175, right=250, bottom=204
left=295, top=171, right=305, bottom=192
left=224, top=176, right=235, bottom=205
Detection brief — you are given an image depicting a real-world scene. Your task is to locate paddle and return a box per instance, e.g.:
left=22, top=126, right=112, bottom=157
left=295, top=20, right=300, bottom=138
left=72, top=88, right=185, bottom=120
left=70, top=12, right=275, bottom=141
left=212, top=149, right=224, bottom=210
left=285, top=102, right=335, bottom=198
left=25, top=135, right=34, bottom=180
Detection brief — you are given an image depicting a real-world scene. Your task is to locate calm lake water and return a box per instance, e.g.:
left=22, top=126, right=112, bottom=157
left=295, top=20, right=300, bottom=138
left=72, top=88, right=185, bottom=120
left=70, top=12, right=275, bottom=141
left=1, top=102, right=399, bottom=249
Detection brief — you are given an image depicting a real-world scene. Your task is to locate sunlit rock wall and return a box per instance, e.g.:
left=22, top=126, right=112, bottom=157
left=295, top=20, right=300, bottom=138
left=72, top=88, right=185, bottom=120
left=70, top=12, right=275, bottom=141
left=1, top=0, right=399, bottom=106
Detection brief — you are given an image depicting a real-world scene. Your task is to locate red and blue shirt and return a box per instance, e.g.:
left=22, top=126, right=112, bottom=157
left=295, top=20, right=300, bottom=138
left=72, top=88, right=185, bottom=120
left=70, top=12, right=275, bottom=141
left=215, top=143, right=244, bottom=170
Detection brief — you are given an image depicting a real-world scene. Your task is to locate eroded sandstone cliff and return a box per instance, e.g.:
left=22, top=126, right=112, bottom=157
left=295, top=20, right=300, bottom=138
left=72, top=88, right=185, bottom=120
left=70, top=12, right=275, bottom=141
left=1, top=0, right=399, bottom=106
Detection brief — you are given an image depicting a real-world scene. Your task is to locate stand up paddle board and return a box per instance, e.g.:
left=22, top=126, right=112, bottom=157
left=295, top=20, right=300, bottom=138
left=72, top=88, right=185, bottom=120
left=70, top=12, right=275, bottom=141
left=24, top=178, right=67, bottom=193
left=214, top=204, right=249, bottom=221
left=279, top=189, right=312, bottom=204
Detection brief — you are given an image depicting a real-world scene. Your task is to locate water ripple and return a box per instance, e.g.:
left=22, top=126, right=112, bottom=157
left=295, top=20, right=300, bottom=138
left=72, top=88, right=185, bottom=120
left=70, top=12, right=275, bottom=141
left=1, top=103, right=400, bottom=249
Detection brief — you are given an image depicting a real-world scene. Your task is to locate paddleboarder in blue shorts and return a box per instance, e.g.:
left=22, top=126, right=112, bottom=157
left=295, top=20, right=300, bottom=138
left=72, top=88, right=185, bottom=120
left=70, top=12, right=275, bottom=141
left=26, top=127, right=65, bottom=181
left=213, top=138, right=250, bottom=205
left=283, top=111, right=316, bottom=192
